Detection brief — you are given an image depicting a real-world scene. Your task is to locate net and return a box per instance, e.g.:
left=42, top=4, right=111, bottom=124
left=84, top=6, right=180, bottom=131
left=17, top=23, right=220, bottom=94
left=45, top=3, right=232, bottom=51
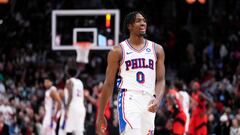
left=74, top=42, right=91, bottom=64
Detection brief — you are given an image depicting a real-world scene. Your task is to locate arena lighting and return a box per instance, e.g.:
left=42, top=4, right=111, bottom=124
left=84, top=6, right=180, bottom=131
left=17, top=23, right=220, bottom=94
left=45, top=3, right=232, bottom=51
left=0, top=0, right=8, bottom=4
left=186, top=0, right=196, bottom=4
left=106, top=13, right=111, bottom=28
left=198, top=0, right=206, bottom=4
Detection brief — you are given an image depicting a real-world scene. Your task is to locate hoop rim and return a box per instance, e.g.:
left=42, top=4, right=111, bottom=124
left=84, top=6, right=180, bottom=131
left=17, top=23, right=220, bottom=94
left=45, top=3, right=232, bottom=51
left=73, top=41, right=92, bottom=49
left=74, top=42, right=91, bottom=63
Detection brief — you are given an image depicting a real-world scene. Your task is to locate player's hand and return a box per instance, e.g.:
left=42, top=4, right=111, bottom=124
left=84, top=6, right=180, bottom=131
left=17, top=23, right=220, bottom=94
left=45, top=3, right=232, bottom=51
left=84, top=90, right=90, bottom=98
left=52, top=114, right=58, bottom=122
left=64, top=109, right=69, bottom=120
left=96, top=115, right=107, bottom=135
left=148, top=99, right=160, bottom=113
left=113, top=119, right=118, bottom=127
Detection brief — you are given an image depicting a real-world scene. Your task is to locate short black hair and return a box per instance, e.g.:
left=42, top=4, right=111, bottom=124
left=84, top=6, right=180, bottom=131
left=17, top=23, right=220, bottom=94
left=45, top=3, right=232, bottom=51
left=174, top=80, right=184, bottom=91
left=44, top=73, right=55, bottom=83
left=123, top=11, right=147, bottom=38
left=67, top=68, right=77, bottom=77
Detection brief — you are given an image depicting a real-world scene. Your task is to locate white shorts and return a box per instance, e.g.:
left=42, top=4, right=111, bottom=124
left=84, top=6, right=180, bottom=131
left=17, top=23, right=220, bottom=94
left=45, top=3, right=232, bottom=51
left=42, top=115, right=56, bottom=135
left=117, top=89, right=156, bottom=135
left=58, top=110, right=66, bottom=135
left=185, top=112, right=190, bottom=134
left=65, top=107, right=86, bottom=133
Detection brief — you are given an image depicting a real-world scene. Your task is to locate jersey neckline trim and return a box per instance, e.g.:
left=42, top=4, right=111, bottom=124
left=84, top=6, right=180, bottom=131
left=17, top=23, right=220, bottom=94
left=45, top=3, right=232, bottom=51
left=125, top=39, right=148, bottom=53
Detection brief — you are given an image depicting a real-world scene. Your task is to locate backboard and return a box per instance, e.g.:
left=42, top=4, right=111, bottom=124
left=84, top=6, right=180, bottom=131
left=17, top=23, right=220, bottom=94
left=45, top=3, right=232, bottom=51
left=51, top=9, right=120, bottom=50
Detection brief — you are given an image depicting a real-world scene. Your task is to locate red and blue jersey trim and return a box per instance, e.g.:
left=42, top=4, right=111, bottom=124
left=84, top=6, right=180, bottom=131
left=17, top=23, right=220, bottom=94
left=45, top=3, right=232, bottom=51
left=152, top=42, right=157, bottom=61
left=117, top=89, right=133, bottom=133
left=125, top=39, right=148, bottom=53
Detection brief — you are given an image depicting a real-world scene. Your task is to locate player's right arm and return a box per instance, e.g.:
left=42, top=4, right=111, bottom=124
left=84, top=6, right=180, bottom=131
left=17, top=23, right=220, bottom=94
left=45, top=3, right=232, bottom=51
left=65, top=79, right=73, bottom=117
left=58, top=89, right=65, bottom=102
left=84, top=90, right=97, bottom=106
left=166, top=94, right=179, bottom=113
left=96, top=45, right=121, bottom=134
left=50, top=88, right=62, bottom=122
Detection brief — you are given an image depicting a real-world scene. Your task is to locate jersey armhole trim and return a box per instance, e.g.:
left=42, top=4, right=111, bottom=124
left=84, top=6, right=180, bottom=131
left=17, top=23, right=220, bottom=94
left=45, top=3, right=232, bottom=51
left=152, top=42, right=157, bottom=61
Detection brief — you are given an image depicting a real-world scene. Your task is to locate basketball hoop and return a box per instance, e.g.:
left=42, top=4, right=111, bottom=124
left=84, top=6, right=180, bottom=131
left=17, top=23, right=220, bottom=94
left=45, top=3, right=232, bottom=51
left=74, top=42, right=91, bottom=64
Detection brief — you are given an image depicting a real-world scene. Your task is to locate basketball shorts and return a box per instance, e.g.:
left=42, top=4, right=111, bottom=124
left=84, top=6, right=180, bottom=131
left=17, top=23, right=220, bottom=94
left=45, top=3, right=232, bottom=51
left=65, top=107, right=86, bottom=134
left=117, top=89, right=156, bottom=135
left=188, top=113, right=208, bottom=135
left=42, top=115, right=56, bottom=135
left=172, top=110, right=187, bottom=135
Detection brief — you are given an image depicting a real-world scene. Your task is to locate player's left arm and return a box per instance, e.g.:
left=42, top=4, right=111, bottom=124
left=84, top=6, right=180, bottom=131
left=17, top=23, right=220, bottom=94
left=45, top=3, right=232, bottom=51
left=166, top=94, right=179, bottom=113
left=58, top=89, right=65, bottom=102
left=148, top=44, right=166, bottom=113
left=50, top=88, right=62, bottom=121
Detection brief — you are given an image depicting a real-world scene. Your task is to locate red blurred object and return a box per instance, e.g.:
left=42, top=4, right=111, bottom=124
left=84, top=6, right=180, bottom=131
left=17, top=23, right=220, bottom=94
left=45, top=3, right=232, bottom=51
left=0, top=0, right=8, bottom=4
left=186, top=0, right=196, bottom=4
left=193, top=82, right=200, bottom=89
left=198, top=0, right=206, bottom=4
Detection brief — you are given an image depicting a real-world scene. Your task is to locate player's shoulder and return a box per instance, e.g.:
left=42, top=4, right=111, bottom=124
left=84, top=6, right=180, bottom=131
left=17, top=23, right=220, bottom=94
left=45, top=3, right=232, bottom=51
left=68, top=77, right=79, bottom=83
left=154, top=43, right=164, bottom=52
left=146, top=39, right=163, bottom=51
left=146, top=40, right=164, bottom=58
left=51, top=85, right=57, bottom=90
left=111, top=44, right=122, bottom=53
left=50, top=86, right=57, bottom=92
left=107, top=44, right=122, bottom=60
left=179, top=91, right=189, bottom=96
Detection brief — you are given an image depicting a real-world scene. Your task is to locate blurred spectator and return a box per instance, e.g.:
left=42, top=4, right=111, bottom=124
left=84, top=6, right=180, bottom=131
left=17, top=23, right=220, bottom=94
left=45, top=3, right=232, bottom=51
left=230, top=118, right=240, bottom=135
left=84, top=82, right=111, bottom=135
left=215, top=113, right=231, bottom=135
left=0, top=112, right=10, bottom=135
left=0, top=0, right=239, bottom=134
left=0, top=80, right=5, bottom=93
left=208, top=113, right=218, bottom=135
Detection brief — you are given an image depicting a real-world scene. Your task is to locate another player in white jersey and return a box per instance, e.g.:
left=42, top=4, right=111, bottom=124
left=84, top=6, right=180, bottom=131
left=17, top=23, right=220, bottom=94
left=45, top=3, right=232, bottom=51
left=58, top=89, right=66, bottom=135
left=175, top=80, right=190, bottom=135
left=97, top=11, right=166, bottom=135
left=63, top=68, right=86, bottom=135
left=42, top=77, right=61, bottom=135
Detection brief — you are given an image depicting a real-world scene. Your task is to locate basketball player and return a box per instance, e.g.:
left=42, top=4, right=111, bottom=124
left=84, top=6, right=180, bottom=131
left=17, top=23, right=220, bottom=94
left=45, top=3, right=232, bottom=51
left=166, top=87, right=186, bottom=135
left=188, top=81, right=208, bottom=135
left=174, top=80, right=190, bottom=135
left=58, top=89, right=66, bottom=135
left=64, top=68, right=86, bottom=135
left=42, top=77, right=62, bottom=135
left=97, top=11, right=166, bottom=135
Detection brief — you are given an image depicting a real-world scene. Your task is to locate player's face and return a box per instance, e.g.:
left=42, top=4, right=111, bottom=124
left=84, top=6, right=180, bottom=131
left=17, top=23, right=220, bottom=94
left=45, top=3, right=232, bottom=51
left=129, top=13, right=147, bottom=36
left=44, top=79, right=52, bottom=89
left=191, top=83, right=197, bottom=92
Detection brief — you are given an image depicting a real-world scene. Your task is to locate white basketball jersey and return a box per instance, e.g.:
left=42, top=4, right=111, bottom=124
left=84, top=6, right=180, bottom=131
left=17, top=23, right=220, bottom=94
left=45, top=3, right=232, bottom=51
left=178, top=91, right=190, bottom=133
left=43, top=86, right=57, bottom=130
left=178, top=91, right=190, bottom=115
left=44, top=86, right=57, bottom=118
left=67, top=78, right=85, bottom=109
left=119, top=39, right=157, bottom=95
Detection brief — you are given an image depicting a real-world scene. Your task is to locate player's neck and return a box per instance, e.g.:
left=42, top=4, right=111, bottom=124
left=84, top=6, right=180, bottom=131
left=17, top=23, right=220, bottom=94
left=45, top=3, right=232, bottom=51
left=128, top=36, right=145, bottom=46
left=46, top=85, right=52, bottom=89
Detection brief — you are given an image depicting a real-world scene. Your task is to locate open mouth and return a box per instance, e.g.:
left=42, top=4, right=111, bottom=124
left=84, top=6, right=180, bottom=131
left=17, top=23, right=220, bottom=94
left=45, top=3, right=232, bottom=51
left=140, top=28, right=146, bottom=32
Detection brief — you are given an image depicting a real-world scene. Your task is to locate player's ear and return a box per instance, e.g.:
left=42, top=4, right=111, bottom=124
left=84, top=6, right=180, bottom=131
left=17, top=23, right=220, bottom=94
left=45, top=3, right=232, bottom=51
left=128, top=24, right=132, bottom=31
